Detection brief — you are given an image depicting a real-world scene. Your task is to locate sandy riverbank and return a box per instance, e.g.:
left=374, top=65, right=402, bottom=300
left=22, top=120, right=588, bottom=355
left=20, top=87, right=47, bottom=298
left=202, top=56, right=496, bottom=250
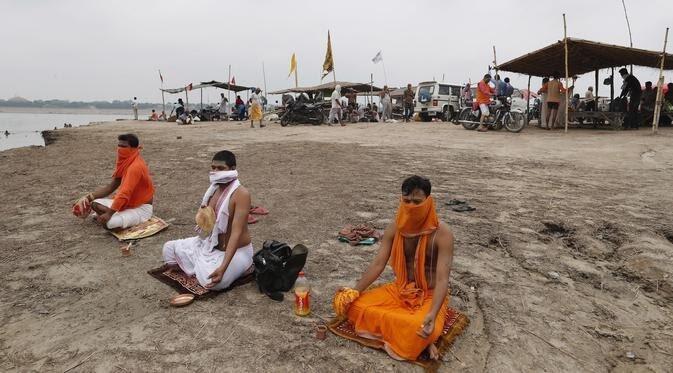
left=1, top=120, right=672, bottom=372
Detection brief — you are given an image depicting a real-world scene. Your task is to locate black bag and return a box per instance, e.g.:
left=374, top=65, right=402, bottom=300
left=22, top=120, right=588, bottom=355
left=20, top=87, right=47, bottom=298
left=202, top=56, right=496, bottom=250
left=253, top=240, right=308, bottom=301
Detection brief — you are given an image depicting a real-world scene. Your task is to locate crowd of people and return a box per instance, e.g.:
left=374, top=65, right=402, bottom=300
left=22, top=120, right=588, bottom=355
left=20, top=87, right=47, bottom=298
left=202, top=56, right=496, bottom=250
left=71, top=134, right=455, bottom=362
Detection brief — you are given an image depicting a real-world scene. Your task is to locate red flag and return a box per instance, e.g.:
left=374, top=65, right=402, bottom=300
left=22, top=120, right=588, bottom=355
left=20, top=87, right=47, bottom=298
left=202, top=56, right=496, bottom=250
left=230, top=76, right=236, bottom=85
left=186, top=83, right=193, bottom=91
left=159, top=69, right=164, bottom=83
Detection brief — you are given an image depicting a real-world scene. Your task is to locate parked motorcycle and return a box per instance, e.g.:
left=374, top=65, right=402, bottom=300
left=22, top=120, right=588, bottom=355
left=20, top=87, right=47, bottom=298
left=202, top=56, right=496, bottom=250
left=198, top=105, right=222, bottom=121
left=528, top=97, right=541, bottom=122
left=280, top=94, right=325, bottom=126
left=456, top=96, right=525, bottom=133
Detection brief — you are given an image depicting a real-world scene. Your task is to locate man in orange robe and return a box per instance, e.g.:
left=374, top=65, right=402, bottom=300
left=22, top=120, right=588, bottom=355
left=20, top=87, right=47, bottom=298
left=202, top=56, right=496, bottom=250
left=336, top=175, right=455, bottom=361
left=73, top=133, right=154, bottom=230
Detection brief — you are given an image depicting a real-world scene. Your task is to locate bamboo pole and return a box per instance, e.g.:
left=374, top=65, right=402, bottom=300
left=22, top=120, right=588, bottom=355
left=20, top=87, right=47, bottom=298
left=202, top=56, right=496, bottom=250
left=200, top=88, right=203, bottom=110
left=563, top=14, right=569, bottom=133
left=652, top=27, right=669, bottom=134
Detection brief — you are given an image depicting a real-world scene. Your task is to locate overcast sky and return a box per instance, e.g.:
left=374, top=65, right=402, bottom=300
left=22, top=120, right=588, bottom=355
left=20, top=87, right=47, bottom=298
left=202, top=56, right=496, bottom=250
left=2, top=0, right=672, bottom=102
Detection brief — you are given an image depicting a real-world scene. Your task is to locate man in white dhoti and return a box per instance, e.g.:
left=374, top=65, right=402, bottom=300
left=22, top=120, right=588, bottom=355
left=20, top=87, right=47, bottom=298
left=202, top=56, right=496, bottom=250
left=162, top=150, right=254, bottom=290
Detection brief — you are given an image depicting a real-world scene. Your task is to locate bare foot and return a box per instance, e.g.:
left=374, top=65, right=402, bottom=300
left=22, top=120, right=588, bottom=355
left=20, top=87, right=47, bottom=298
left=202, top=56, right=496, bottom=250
left=428, top=343, right=439, bottom=360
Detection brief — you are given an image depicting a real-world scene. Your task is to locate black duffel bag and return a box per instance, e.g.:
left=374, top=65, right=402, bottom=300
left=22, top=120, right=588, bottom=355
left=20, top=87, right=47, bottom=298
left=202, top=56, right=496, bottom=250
left=253, top=240, right=308, bottom=301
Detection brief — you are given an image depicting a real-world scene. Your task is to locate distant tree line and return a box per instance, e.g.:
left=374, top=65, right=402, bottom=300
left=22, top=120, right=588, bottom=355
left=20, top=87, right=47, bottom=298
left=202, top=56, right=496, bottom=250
left=0, top=99, right=159, bottom=109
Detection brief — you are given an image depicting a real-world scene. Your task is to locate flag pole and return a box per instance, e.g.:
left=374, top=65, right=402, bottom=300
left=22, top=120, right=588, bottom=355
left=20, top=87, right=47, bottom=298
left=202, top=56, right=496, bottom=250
left=382, top=59, right=388, bottom=86
left=331, top=31, right=337, bottom=83
left=492, top=46, right=498, bottom=77
left=227, top=64, right=231, bottom=102
left=159, top=70, right=166, bottom=115
left=563, top=13, right=569, bottom=133
left=262, top=61, right=268, bottom=98
left=295, top=61, right=299, bottom=88
left=653, top=27, right=669, bottom=134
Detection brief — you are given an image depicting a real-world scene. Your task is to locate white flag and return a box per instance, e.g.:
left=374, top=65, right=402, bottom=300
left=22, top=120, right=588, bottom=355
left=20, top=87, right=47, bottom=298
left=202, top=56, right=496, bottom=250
left=372, top=51, right=383, bottom=64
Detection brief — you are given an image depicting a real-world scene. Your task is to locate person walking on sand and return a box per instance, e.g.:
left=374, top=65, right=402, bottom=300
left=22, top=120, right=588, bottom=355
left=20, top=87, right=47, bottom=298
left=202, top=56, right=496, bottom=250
left=380, top=86, right=393, bottom=122
left=132, top=97, right=139, bottom=120
left=249, top=88, right=264, bottom=128
left=403, top=84, right=415, bottom=122
left=329, top=85, right=344, bottom=126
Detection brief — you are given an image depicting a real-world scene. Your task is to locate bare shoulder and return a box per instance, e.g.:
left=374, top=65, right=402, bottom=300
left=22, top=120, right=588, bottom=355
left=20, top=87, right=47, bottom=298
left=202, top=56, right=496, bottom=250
left=232, top=185, right=251, bottom=201
left=436, top=221, right=454, bottom=244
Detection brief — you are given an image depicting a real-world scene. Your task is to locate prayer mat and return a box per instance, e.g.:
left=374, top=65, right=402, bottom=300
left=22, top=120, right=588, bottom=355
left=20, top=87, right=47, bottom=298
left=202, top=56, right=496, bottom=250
left=111, top=216, right=169, bottom=241
left=148, top=264, right=255, bottom=298
left=327, top=307, right=469, bottom=372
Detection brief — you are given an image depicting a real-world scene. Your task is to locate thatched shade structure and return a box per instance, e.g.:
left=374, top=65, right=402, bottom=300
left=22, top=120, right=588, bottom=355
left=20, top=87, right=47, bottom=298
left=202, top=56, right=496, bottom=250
left=498, top=38, right=673, bottom=77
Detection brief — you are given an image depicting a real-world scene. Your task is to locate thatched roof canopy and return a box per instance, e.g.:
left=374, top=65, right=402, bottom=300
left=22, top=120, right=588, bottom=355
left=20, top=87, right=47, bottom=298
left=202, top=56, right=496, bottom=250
left=498, top=38, right=673, bottom=77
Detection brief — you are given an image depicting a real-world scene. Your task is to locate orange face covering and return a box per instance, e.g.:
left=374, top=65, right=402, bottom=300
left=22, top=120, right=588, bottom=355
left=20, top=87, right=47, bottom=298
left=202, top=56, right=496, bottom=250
left=390, top=196, right=439, bottom=309
left=112, top=147, right=140, bottom=178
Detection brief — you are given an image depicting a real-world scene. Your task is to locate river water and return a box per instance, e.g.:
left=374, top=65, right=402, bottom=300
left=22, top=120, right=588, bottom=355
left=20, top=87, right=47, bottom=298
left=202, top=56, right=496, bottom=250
left=0, top=112, right=133, bottom=151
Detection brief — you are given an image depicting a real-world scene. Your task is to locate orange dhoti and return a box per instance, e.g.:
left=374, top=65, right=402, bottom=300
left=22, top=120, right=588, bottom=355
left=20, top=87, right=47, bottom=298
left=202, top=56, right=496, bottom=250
left=343, top=195, right=445, bottom=361
left=347, top=282, right=447, bottom=360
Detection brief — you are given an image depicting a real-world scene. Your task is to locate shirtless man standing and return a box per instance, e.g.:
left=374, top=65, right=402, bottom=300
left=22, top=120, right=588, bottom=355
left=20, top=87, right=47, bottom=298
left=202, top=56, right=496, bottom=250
left=333, top=175, right=454, bottom=361
left=162, top=150, right=253, bottom=290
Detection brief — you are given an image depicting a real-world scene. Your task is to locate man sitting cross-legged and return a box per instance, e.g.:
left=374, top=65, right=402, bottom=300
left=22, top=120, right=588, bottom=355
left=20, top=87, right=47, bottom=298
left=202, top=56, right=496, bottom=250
left=162, top=150, right=254, bottom=290
left=73, top=133, right=154, bottom=230
left=334, top=175, right=454, bottom=361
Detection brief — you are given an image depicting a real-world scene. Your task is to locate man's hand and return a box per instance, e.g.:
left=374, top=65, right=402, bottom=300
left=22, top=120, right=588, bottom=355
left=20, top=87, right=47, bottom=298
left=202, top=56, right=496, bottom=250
left=96, top=211, right=113, bottom=225
left=206, top=266, right=225, bottom=289
left=417, top=312, right=436, bottom=339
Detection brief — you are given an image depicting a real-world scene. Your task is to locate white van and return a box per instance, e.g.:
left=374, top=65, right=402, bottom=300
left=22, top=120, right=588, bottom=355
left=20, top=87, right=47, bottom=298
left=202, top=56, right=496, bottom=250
left=414, top=81, right=462, bottom=121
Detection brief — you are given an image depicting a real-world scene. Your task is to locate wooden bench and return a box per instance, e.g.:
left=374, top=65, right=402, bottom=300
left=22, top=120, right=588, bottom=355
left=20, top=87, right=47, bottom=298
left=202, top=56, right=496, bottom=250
left=568, top=111, right=625, bottom=130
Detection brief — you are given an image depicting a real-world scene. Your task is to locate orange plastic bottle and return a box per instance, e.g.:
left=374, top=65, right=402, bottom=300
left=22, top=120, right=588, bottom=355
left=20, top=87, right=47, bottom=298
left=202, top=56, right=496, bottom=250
left=294, top=271, right=311, bottom=316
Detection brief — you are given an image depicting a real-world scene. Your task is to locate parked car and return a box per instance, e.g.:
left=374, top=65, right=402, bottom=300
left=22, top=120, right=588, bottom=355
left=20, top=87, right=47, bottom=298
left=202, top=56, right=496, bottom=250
left=414, top=81, right=462, bottom=121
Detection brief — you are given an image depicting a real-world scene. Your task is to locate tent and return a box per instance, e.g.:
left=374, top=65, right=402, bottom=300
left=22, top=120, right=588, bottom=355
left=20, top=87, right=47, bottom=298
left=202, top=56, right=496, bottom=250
left=160, top=80, right=254, bottom=111
left=161, top=80, right=252, bottom=94
left=269, top=81, right=382, bottom=95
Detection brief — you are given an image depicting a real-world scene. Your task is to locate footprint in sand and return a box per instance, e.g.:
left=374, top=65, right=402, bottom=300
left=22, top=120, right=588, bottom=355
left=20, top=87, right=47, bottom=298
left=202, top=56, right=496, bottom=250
left=640, top=149, right=656, bottom=164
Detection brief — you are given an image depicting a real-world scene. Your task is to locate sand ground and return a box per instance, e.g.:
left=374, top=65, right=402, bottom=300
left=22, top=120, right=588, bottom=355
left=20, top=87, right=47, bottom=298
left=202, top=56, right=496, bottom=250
left=1, top=120, right=672, bottom=372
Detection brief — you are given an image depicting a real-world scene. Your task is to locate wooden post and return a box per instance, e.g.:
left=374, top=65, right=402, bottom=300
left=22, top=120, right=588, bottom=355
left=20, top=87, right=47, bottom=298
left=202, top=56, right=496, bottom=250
left=653, top=27, right=670, bottom=134
left=200, top=88, right=203, bottom=110
left=563, top=14, right=569, bottom=133
left=262, top=61, right=268, bottom=98
left=370, top=73, right=373, bottom=106
left=594, top=70, right=599, bottom=101
left=610, top=67, right=615, bottom=102
left=526, top=75, right=531, bottom=126
left=185, top=90, right=189, bottom=112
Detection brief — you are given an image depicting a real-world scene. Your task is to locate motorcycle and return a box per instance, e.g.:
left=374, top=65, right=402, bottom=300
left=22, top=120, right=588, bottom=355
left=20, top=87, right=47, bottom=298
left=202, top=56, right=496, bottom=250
left=455, top=96, right=525, bottom=133
left=198, top=105, right=222, bottom=121
left=280, top=94, right=325, bottom=126
left=528, top=97, right=541, bottom=122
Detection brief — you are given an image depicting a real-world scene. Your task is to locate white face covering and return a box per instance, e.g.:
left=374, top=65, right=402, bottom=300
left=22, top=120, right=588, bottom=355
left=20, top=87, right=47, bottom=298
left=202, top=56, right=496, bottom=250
left=209, top=170, right=238, bottom=184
